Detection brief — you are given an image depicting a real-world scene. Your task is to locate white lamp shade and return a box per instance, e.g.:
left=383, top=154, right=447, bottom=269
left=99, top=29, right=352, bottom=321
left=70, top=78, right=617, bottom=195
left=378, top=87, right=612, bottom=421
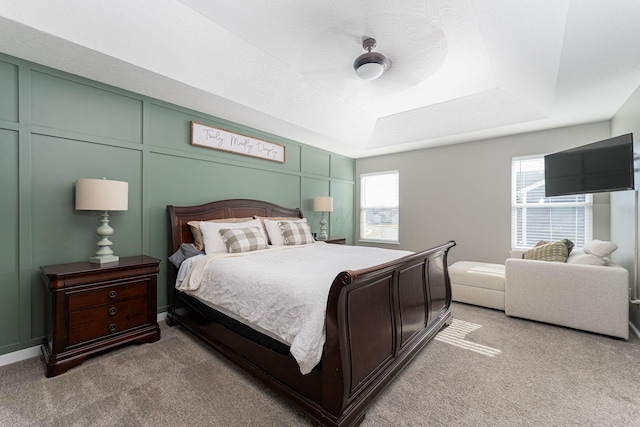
left=313, top=196, right=333, bottom=212
left=75, top=178, right=128, bottom=211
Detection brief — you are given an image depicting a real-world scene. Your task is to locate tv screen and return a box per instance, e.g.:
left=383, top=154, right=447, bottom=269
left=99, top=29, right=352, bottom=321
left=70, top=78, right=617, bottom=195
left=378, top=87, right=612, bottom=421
left=544, top=133, right=635, bottom=197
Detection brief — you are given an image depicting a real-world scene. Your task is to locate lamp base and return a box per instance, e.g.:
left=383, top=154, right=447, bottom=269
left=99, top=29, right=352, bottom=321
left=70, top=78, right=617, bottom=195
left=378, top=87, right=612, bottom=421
left=90, top=211, right=119, bottom=264
left=317, top=212, right=328, bottom=240
left=89, top=254, right=119, bottom=265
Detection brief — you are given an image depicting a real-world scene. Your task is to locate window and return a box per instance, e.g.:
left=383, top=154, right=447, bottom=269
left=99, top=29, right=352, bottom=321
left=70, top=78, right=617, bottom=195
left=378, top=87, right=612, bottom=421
left=360, top=171, right=399, bottom=243
left=512, top=156, right=592, bottom=248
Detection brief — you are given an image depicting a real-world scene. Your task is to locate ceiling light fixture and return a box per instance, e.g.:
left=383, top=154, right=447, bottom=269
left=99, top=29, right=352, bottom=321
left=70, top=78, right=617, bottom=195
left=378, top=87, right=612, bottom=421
left=353, top=37, right=389, bottom=81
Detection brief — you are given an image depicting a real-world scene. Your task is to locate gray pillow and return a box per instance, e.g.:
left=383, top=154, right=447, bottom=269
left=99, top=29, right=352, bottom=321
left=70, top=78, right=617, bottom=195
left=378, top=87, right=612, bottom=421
left=168, top=243, right=204, bottom=267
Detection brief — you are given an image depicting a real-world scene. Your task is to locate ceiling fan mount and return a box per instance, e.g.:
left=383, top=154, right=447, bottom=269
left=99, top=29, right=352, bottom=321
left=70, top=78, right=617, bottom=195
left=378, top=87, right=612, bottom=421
left=353, top=37, right=389, bottom=81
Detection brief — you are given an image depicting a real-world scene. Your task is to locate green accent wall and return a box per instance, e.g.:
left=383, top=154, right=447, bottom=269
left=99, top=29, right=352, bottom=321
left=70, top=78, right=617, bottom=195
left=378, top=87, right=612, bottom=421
left=0, top=53, right=355, bottom=356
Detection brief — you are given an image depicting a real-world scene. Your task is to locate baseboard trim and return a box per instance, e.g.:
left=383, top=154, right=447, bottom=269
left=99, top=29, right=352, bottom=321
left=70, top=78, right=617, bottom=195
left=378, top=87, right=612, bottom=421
left=0, top=345, right=42, bottom=367
left=0, top=312, right=169, bottom=367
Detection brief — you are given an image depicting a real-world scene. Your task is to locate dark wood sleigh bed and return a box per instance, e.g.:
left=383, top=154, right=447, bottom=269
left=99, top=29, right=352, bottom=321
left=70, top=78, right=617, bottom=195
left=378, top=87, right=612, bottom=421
left=166, top=199, right=455, bottom=426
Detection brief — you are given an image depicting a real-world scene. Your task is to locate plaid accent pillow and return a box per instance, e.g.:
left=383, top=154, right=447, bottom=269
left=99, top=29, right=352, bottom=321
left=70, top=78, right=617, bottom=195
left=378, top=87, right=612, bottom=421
left=279, top=221, right=315, bottom=245
left=263, top=218, right=307, bottom=246
left=219, top=227, right=269, bottom=253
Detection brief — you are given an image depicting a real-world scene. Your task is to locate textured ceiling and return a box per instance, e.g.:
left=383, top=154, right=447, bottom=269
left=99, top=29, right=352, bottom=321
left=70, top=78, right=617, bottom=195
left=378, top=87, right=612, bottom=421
left=1, top=0, right=639, bottom=158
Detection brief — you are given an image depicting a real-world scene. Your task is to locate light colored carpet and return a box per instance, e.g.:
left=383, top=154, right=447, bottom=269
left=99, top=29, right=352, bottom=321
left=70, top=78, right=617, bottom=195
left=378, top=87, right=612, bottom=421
left=1, top=303, right=639, bottom=426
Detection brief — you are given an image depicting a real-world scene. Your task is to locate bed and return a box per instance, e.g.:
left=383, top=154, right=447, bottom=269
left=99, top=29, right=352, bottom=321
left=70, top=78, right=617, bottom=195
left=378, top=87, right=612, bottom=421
left=166, top=199, right=455, bottom=426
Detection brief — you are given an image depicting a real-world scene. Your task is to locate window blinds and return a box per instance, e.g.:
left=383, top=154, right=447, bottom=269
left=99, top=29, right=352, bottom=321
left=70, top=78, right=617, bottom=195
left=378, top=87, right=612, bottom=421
left=512, top=156, right=592, bottom=248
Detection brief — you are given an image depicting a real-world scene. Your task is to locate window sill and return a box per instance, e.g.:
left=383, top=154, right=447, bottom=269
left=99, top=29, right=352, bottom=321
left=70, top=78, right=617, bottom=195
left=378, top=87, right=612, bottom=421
left=359, top=239, right=400, bottom=245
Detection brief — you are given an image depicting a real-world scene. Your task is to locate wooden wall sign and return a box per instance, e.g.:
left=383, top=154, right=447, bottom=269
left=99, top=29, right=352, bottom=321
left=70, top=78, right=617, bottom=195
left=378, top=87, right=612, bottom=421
left=191, top=121, right=286, bottom=163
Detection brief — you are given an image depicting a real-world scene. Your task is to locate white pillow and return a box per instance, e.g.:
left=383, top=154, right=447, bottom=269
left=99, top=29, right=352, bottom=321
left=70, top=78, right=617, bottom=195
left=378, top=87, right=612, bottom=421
left=200, top=219, right=264, bottom=254
left=583, top=240, right=618, bottom=258
left=264, top=218, right=307, bottom=246
left=567, top=250, right=606, bottom=266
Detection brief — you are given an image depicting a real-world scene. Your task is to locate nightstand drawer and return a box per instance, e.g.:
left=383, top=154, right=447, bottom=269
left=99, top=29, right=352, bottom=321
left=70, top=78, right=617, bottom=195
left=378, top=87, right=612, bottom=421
left=68, top=296, right=149, bottom=345
left=68, top=280, right=148, bottom=310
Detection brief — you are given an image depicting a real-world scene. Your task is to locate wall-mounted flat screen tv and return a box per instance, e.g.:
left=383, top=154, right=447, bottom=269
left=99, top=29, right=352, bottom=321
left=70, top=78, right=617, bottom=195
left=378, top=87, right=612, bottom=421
left=544, top=133, right=635, bottom=197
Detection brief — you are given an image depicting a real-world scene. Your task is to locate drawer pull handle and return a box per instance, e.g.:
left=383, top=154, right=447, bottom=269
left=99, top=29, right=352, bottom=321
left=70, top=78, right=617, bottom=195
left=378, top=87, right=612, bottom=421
left=108, top=307, right=117, bottom=316
left=108, top=324, right=117, bottom=332
left=108, top=290, right=117, bottom=299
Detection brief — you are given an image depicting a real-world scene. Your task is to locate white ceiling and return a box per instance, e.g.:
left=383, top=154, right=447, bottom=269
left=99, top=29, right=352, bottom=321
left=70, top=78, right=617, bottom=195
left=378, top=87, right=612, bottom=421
left=1, top=0, right=640, bottom=158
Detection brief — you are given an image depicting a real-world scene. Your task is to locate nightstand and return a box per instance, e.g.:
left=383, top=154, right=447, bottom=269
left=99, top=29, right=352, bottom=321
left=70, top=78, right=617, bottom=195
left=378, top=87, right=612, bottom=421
left=40, top=255, right=161, bottom=377
left=324, top=237, right=346, bottom=245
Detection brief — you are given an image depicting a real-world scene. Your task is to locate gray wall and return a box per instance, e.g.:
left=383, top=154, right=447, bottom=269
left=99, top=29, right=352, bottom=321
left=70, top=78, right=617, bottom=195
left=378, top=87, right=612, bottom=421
left=356, top=121, right=611, bottom=265
left=611, top=84, right=640, bottom=331
left=0, top=53, right=354, bottom=356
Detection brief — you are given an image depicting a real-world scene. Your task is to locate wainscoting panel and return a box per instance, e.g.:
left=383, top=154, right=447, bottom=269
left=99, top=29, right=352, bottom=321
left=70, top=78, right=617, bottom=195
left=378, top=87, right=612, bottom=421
left=331, top=155, right=355, bottom=181
left=0, top=129, right=19, bottom=347
left=30, top=71, right=143, bottom=144
left=0, top=60, right=18, bottom=122
left=301, top=146, right=330, bottom=178
left=329, top=180, right=355, bottom=245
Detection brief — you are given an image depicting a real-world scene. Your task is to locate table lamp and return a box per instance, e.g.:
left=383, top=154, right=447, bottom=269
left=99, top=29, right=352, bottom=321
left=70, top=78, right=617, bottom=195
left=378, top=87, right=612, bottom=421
left=313, top=196, right=333, bottom=240
left=75, top=178, right=128, bottom=264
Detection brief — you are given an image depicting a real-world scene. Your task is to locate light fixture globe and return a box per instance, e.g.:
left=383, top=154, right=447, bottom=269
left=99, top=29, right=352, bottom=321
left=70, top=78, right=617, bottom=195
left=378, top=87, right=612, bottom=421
left=353, top=37, right=389, bottom=81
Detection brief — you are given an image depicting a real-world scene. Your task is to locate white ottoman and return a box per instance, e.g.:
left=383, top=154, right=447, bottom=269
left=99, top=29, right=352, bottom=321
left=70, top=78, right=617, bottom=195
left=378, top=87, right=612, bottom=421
left=449, top=261, right=505, bottom=310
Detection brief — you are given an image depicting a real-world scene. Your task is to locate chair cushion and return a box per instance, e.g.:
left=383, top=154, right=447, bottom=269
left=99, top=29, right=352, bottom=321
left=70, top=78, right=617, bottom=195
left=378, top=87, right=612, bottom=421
left=449, top=261, right=505, bottom=292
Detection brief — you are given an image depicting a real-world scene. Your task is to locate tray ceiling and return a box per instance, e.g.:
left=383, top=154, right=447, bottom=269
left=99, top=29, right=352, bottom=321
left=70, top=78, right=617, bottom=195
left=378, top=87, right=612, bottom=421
left=1, top=0, right=639, bottom=158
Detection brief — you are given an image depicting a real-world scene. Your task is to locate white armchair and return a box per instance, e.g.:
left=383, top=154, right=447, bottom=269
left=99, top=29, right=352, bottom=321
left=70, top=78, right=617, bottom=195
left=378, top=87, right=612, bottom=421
left=505, top=253, right=629, bottom=339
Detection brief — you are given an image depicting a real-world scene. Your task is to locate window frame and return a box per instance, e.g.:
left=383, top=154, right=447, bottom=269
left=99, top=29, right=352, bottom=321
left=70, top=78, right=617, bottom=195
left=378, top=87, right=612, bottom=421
left=359, top=170, right=400, bottom=244
left=511, top=155, right=593, bottom=249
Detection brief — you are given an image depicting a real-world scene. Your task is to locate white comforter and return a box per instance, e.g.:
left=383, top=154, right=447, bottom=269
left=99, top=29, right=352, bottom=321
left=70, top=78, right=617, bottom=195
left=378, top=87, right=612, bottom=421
left=177, top=242, right=412, bottom=374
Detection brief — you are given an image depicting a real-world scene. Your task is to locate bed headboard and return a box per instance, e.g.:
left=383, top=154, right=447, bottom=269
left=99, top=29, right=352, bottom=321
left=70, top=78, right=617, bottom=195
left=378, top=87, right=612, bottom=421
left=166, top=198, right=303, bottom=253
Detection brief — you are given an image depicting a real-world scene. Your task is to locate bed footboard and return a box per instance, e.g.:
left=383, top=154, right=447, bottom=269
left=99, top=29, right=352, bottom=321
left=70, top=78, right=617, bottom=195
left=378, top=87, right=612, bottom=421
left=320, top=240, right=456, bottom=426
